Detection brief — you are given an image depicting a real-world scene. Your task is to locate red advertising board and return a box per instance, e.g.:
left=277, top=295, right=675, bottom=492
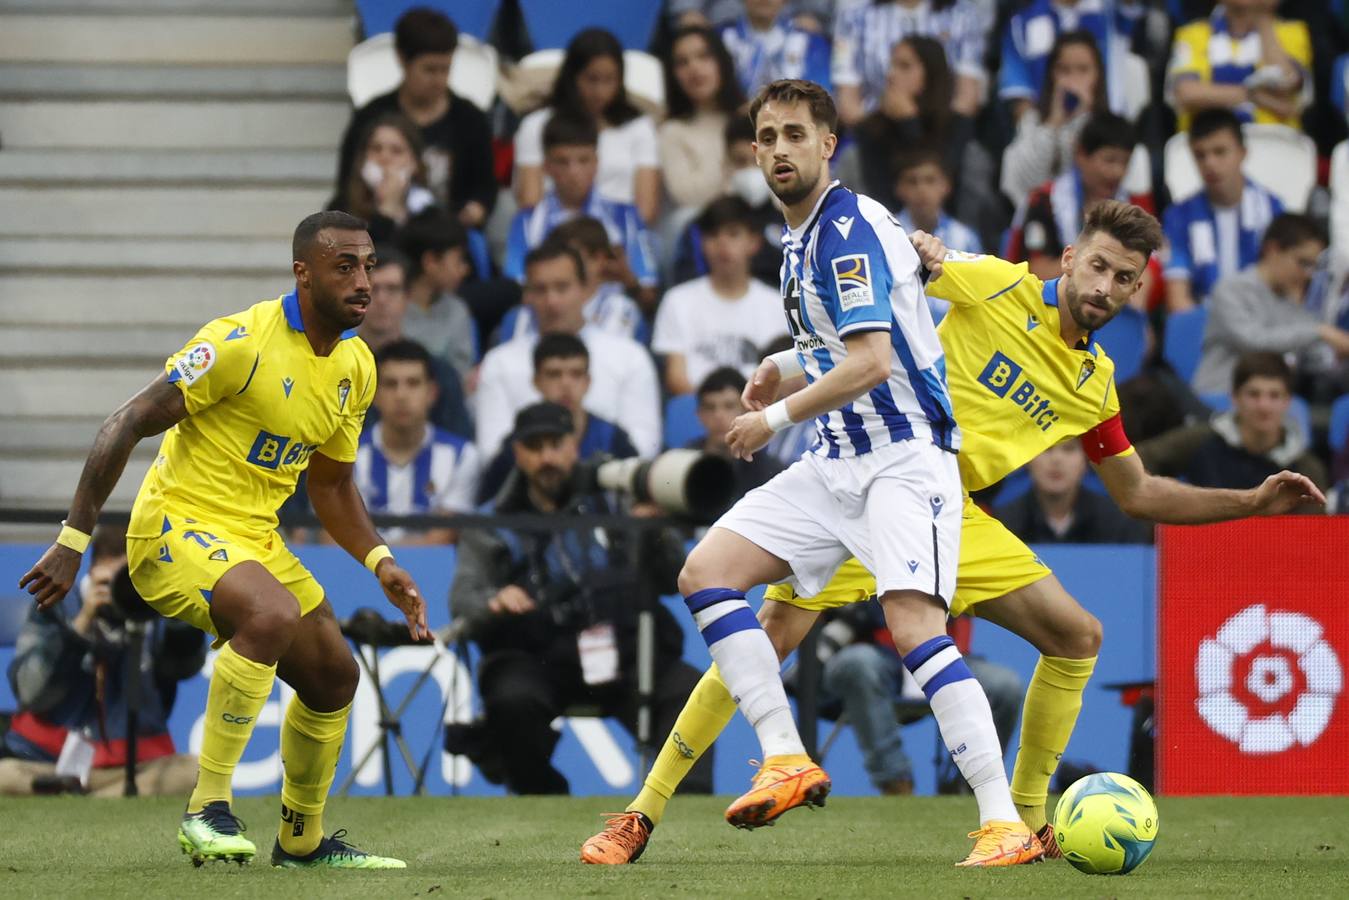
left=1158, top=518, right=1349, bottom=795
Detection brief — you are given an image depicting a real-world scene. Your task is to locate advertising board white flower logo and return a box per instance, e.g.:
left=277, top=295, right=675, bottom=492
left=1195, top=605, right=1342, bottom=753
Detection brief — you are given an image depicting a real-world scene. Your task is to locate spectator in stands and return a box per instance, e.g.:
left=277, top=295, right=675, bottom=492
left=1005, top=111, right=1154, bottom=283
left=1162, top=108, right=1284, bottom=313
left=450, top=402, right=712, bottom=795
left=476, top=242, right=661, bottom=459
left=1140, top=352, right=1327, bottom=498
left=477, top=333, right=639, bottom=503
left=670, top=0, right=831, bottom=33
left=336, top=8, right=495, bottom=228
left=399, top=212, right=478, bottom=382
left=514, top=28, right=661, bottom=223
left=0, top=528, right=202, bottom=796
left=688, top=367, right=784, bottom=513
left=357, top=249, right=410, bottom=353
left=1166, top=0, right=1311, bottom=132
left=498, top=217, right=647, bottom=345
left=1193, top=214, right=1349, bottom=395
left=998, top=1, right=1143, bottom=121
left=505, top=115, right=658, bottom=296
left=354, top=340, right=480, bottom=545
left=848, top=36, right=975, bottom=207
left=653, top=196, right=786, bottom=395
left=809, top=598, right=1023, bottom=796
left=1000, top=30, right=1110, bottom=208
left=995, top=442, right=1149, bottom=544
left=720, top=0, right=832, bottom=98
left=660, top=25, right=746, bottom=214
left=331, top=113, right=437, bottom=243
left=893, top=149, right=982, bottom=323
left=832, top=0, right=990, bottom=127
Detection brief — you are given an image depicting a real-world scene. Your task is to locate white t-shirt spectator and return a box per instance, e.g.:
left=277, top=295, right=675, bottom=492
left=474, top=325, right=662, bottom=458
left=514, top=108, right=660, bottom=206
left=652, top=276, right=788, bottom=390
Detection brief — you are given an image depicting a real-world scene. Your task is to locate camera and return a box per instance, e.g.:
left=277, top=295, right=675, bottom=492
left=591, top=449, right=735, bottom=523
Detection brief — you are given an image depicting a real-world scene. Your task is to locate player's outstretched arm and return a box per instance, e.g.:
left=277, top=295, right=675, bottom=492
left=19, top=374, right=188, bottom=609
left=306, top=451, right=430, bottom=641
left=1094, top=450, right=1326, bottom=523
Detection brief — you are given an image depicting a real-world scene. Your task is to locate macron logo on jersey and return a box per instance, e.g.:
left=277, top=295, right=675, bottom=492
left=831, top=254, right=874, bottom=311
left=832, top=216, right=854, bottom=239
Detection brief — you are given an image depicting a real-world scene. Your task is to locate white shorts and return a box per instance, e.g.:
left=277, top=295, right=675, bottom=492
left=713, top=439, right=961, bottom=605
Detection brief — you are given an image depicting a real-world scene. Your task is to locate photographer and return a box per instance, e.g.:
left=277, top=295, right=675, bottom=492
left=1, top=528, right=203, bottom=796
left=450, top=402, right=714, bottom=795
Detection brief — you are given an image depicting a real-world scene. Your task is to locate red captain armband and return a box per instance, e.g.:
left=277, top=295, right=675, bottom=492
left=1080, top=413, right=1133, bottom=464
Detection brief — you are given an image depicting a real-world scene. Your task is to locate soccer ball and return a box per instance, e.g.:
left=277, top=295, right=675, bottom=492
left=1052, top=772, right=1159, bottom=875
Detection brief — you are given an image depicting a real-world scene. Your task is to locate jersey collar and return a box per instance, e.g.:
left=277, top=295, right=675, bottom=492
left=282, top=289, right=359, bottom=341
left=1042, top=276, right=1097, bottom=354
left=785, top=179, right=842, bottom=245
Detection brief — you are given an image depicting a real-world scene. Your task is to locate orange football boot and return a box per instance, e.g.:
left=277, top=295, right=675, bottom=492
left=955, top=820, right=1045, bottom=867
left=724, top=755, right=831, bottom=829
left=580, top=812, right=652, bottom=865
left=1036, top=823, right=1063, bottom=859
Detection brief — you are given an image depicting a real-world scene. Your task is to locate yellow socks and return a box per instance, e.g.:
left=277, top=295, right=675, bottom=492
left=278, top=697, right=351, bottom=857
left=1011, top=654, right=1097, bottom=831
left=628, top=665, right=737, bottom=826
left=187, top=642, right=277, bottom=812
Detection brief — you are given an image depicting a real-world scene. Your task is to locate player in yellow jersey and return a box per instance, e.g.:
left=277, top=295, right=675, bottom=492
left=581, top=200, right=1323, bottom=866
left=20, top=211, right=428, bottom=870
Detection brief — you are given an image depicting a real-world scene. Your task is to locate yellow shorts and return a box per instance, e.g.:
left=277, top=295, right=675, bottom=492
left=764, top=495, right=1050, bottom=618
left=127, top=509, right=324, bottom=644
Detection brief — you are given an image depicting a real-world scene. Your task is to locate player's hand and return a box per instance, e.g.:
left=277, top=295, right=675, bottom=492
left=908, top=230, right=947, bottom=280
left=743, top=358, right=782, bottom=411
left=727, top=410, right=774, bottom=461
left=1250, top=470, right=1325, bottom=515
left=376, top=559, right=430, bottom=641
left=19, top=544, right=83, bottom=610
left=488, top=585, right=536, bottom=616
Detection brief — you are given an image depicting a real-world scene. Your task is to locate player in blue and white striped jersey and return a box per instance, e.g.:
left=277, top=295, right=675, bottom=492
left=668, top=80, right=1025, bottom=849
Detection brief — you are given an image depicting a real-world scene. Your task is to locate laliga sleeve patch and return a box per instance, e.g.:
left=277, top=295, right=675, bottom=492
left=174, top=341, right=216, bottom=386
left=831, top=254, right=874, bottom=310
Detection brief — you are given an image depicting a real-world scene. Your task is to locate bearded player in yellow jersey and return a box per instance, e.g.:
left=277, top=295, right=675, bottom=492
left=581, top=200, right=1323, bottom=866
left=20, top=211, right=429, bottom=870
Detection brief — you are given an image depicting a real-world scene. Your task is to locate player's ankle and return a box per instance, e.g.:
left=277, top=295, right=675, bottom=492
left=1015, top=803, right=1048, bottom=832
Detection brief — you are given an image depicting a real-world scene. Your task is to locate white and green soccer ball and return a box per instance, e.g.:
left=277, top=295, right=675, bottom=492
left=1053, top=772, right=1159, bottom=875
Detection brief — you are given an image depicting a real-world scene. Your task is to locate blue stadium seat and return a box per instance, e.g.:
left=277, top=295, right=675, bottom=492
left=1199, top=392, right=1231, bottom=413
left=1331, top=394, right=1349, bottom=455
left=664, top=393, right=705, bottom=449
left=356, top=0, right=501, bottom=42
left=1162, top=306, right=1207, bottom=385
left=1094, top=305, right=1147, bottom=384
left=518, top=0, right=662, bottom=50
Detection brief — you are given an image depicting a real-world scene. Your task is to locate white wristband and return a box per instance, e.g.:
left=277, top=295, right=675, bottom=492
left=764, top=399, right=794, bottom=433
left=766, top=349, right=804, bottom=379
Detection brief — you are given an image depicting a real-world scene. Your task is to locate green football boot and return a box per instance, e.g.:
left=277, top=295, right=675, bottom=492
left=270, top=829, right=406, bottom=869
left=178, top=801, right=256, bottom=866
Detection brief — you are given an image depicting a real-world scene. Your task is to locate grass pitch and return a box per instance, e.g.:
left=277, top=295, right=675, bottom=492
left=1, top=795, right=1345, bottom=898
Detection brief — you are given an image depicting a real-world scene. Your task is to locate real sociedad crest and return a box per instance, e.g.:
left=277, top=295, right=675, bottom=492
left=338, top=377, right=351, bottom=411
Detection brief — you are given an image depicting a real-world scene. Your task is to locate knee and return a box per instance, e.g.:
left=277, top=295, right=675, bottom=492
left=322, top=653, right=360, bottom=707
left=235, top=602, right=301, bottom=659
left=1064, top=610, right=1103, bottom=659
left=676, top=550, right=713, bottom=597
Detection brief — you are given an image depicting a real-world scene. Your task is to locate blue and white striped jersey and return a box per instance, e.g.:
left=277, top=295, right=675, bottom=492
left=502, top=190, right=657, bottom=287
left=781, top=182, right=959, bottom=459
left=354, top=423, right=481, bottom=520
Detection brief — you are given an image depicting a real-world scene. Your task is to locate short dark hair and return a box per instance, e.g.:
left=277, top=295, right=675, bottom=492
left=1232, top=351, right=1293, bottom=394
left=724, top=115, right=755, bottom=147
left=372, top=245, right=409, bottom=276
left=894, top=148, right=948, bottom=179
left=533, top=331, right=590, bottom=372
left=697, top=195, right=756, bottom=235
left=697, top=366, right=747, bottom=402
left=1076, top=111, right=1135, bottom=156
left=91, top=526, right=127, bottom=563
left=524, top=239, right=585, bottom=283
left=1078, top=200, right=1163, bottom=259
left=376, top=338, right=435, bottom=380
left=749, top=79, right=837, bottom=134
left=293, top=210, right=367, bottom=260
left=549, top=216, right=612, bottom=256
left=1261, top=213, right=1326, bottom=254
left=394, top=7, right=458, bottom=62
left=543, top=113, right=599, bottom=151
left=1189, top=107, right=1245, bottom=147
left=761, top=334, right=795, bottom=356
left=398, top=211, right=468, bottom=279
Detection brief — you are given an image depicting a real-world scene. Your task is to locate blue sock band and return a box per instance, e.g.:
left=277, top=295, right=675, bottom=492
left=919, top=656, right=974, bottom=699
left=700, top=607, right=760, bottom=645
left=902, top=634, right=954, bottom=672
left=684, top=587, right=744, bottom=614
left=902, top=634, right=974, bottom=700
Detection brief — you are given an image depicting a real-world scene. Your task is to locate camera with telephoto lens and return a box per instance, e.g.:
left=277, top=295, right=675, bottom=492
left=586, top=449, right=735, bottom=523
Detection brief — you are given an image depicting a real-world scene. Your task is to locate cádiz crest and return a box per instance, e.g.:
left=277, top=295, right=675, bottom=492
left=337, top=377, right=352, bottom=412
left=1076, top=357, right=1096, bottom=391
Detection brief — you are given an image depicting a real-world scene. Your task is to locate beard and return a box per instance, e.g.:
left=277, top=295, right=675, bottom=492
left=767, top=161, right=820, bottom=207
left=1063, top=278, right=1117, bottom=332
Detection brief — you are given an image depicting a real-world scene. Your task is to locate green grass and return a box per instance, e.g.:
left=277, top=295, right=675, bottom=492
left=1, top=795, right=1346, bottom=898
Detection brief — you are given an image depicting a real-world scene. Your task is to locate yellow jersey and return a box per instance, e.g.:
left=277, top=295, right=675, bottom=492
left=128, top=291, right=375, bottom=540
left=927, top=253, right=1132, bottom=493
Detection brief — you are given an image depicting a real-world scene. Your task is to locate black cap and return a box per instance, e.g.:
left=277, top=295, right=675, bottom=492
left=511, top=401, right=574, bottom=442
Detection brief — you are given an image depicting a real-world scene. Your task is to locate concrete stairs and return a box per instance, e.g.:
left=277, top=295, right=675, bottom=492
left=0, top=0, right=356, bottom=515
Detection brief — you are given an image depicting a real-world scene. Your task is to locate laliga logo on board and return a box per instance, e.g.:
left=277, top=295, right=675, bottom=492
left=1195, top=605, right=1342, bottom=754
